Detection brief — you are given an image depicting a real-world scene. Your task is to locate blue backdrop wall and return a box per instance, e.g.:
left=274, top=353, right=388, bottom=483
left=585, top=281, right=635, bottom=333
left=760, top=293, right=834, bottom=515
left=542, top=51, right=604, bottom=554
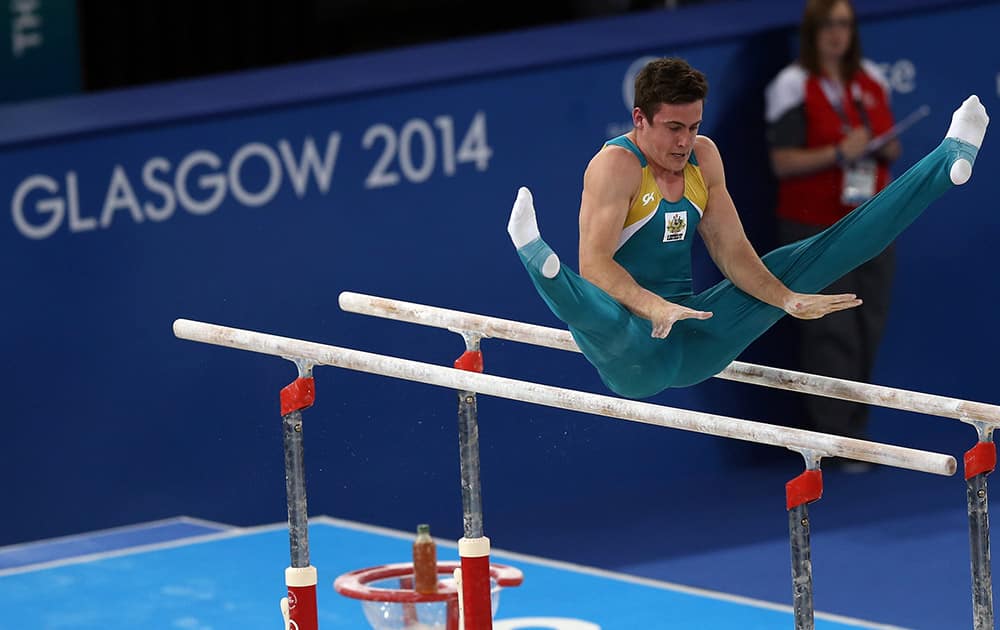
left=1, top=0, right=997, bottom=553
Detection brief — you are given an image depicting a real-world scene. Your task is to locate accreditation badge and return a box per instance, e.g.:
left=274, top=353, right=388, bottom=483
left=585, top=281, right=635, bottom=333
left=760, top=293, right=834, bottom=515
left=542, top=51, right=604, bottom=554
left=841, top=158, right=877, bottom=207
left=663, top=211, right=688, bottom=242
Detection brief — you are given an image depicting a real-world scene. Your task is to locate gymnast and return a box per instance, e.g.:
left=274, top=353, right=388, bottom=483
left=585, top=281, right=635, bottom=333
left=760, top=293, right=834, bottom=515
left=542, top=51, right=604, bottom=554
left=508, top=57, right=988, bottom=399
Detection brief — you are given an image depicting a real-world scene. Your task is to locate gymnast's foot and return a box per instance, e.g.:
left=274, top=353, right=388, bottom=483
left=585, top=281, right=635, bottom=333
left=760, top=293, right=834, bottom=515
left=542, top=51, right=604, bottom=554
left=509, top=186, right=560, bottom=278
left=945, top=95, right=989, bottom=184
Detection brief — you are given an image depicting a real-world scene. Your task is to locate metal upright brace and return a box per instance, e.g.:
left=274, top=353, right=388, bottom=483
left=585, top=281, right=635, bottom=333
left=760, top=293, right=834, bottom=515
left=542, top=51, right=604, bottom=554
left=964, top=423, right=996, bottom=630
left=453, top=332, right=493, bottom=630
left=786, top=451, right=824, bottom=630
left=279, top=360, right=319, bottom=630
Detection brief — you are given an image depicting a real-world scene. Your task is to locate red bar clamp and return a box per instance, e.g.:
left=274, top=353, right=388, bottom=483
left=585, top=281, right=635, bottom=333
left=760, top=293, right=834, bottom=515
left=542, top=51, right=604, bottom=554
left=964, top=442, right=997, bottom=480
left=280, top=377, right=316, bottom=416
left=454, top=350, right=484, bottom=373
left=786, top=469, right=823, bottom=510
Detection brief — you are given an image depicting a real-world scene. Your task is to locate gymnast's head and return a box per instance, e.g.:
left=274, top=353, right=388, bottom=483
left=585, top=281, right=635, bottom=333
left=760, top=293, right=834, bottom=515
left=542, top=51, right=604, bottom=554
left=632, top=57, right=709, bottom=124
left=631, top=57, right=709, bottom=171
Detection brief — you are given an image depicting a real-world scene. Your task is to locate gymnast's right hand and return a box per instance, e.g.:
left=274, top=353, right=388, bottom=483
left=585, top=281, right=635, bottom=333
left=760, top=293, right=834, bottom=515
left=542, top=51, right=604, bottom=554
left=783, top=291, right=862, bottom=319
left=649, top=301, right=713, bottom=339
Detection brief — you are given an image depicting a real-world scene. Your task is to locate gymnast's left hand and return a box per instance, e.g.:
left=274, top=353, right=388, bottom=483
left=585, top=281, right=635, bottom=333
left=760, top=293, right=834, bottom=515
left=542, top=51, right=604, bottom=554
left=783, top=292, right=862, bottom=319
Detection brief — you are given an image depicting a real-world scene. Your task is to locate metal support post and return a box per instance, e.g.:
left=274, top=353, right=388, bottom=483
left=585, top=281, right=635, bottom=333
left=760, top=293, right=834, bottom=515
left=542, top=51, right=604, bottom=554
left=965, top=425, right=996, bottom=630
left=454, top=333, right=492, bottom=630
left=279, top=361, right=319, bottom=630
left=786, top=452, right=824, bottom=630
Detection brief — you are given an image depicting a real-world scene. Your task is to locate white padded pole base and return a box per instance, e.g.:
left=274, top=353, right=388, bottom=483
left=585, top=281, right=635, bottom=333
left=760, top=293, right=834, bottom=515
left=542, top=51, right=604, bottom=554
left=458, top=536, right=491, bottom=558
left=454, top=568, right=465, bottom=629
left=285, top=565, right=318, bottom=587
left=280, top=597, right=290, bottom=630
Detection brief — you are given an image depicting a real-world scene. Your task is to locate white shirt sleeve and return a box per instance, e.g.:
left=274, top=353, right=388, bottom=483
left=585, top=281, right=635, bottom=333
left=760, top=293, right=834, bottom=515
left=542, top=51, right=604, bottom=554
left=765, top=64, right=807, bottom=124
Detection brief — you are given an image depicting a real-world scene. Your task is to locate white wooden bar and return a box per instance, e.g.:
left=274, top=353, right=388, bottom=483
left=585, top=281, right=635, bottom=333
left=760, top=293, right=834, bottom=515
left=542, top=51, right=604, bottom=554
left=173, top=318, right=956, bottom=476
left=338, top=291, right=1000, bottom=428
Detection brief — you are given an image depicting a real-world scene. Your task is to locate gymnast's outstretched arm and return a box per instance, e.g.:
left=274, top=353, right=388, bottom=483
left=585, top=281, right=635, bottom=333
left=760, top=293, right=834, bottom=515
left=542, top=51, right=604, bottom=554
left=695, top=135, right=863, bottom=320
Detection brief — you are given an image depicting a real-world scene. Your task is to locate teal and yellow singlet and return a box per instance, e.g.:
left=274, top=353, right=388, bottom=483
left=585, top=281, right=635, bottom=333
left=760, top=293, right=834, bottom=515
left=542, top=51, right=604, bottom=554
left=516, top=136, right=978, bottom=399
left=605, top=135, right=707, bottom=300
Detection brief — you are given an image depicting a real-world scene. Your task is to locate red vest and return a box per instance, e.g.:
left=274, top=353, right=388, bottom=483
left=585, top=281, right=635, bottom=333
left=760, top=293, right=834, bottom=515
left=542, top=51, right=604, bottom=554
left=776, top=69, right=895, bottom=226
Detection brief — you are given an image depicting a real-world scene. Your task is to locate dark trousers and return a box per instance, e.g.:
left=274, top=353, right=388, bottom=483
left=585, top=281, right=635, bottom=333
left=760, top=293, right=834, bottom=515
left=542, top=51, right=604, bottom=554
left=778, top=218, right=896, bottom=439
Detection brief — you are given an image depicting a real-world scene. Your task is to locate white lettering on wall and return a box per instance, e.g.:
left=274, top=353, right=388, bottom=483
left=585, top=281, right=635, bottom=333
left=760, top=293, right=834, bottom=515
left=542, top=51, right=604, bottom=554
left=175, top=150, right=226, bottom=216
left=100, top=166, right=144, bottom=228
left=363, top=112, right=491, bottom=189
left=228, top=142, right=282, bottom=207
left=8, top=133, right=341, bottom=239
left=142, top=157, right=176, bottom=222
left=11, top=0, right=43, bottom=57
left=12, top=173, right=61, bottom=239
left=874, top=59, right=917, bottom=94
left=9, top=115, right=488, bottom=240
left=9, top=134, right=343, bottom=239
left=278, top=132, right=340, bottom=196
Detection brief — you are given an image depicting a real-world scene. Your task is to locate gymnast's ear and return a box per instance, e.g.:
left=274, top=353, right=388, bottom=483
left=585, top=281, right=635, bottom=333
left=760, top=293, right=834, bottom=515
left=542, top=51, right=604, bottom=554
left=632, top=107, right=645, bottom=128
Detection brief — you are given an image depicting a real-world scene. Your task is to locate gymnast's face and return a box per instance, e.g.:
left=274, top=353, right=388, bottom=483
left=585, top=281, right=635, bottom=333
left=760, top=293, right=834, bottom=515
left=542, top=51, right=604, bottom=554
left=634, top=100, right=702, bottom=173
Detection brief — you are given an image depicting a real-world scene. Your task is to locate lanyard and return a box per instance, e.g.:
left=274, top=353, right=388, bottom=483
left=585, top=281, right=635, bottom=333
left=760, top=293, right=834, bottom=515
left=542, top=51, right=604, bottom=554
left=820, top=77, right=871, bottom=132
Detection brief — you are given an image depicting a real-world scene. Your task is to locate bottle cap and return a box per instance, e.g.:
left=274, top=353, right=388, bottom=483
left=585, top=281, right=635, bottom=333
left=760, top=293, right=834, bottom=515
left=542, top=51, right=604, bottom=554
left=417, top=524, right=430, bottom=535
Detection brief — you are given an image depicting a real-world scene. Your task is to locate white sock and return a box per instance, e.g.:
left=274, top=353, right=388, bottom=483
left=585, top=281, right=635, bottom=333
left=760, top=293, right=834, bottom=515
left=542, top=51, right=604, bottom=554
left=508, top=186, right=541, bottom=249
left=946, top=95, right=989, bottom=184
left=946, top=95, right=989, bottom=149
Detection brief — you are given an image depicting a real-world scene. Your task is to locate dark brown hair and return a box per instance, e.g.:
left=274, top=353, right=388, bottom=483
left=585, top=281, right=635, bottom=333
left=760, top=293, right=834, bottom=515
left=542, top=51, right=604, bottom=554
left=798, top=0, right=861, bottom=78
left=633, top=57, right=709, bottom=122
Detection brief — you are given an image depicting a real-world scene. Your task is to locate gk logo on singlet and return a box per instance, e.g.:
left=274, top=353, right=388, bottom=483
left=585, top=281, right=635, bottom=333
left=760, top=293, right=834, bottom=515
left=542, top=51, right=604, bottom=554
left=663, top=211, right=687, bottom=242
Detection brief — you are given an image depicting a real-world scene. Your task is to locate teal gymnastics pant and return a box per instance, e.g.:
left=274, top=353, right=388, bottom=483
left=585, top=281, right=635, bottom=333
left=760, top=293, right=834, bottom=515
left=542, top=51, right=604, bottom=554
left=517, top=138, right=978, bottom=399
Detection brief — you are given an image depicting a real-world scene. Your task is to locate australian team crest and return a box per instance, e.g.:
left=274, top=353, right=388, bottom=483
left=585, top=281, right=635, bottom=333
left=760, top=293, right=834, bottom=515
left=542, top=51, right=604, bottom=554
left=663, top=210, right=688, bottom=242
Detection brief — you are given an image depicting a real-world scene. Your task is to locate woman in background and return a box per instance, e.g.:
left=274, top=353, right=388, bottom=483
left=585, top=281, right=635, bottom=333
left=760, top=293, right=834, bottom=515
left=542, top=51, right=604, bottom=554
left=764, top=0, right=901, bottom=462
